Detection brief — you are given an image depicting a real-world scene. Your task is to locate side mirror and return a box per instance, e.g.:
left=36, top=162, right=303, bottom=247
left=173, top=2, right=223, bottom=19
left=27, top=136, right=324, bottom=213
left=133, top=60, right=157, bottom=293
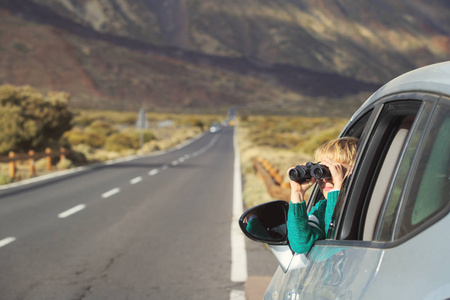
left=239, top=200, right=309, bottom=273
left=239, top=200, right=289, bottom=245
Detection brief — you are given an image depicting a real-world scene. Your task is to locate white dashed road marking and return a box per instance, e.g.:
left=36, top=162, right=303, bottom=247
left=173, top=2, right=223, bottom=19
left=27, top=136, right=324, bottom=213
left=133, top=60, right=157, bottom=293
left=58, top=204, right=86, bottom=218
left=130, top=176, right=143, bottom=184
left=149, top=169, right=159, bottom=176
left=0, top=237, right=16, bottom=248
left=101, top=188, right=121, bottom=199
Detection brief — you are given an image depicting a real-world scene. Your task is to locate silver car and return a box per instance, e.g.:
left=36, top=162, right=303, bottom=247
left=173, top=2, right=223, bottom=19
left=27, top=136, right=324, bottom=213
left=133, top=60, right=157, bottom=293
left=240, top=61, right=450, bottom=300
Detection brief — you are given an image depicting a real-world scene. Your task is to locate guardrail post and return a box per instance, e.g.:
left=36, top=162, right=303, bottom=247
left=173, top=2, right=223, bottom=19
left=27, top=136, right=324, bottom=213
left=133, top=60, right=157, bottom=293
left=45, top=148, right=52, bottom=170
left=8, top=151, right=16, bottom=179
left=60, top=147, right=66, bottom=162
left=28, top=150, right=36, bottom=176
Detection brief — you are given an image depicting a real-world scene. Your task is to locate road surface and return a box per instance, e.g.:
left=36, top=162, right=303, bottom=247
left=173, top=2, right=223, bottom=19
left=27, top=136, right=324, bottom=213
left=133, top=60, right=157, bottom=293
left=0, top=126, right=277, bottom=300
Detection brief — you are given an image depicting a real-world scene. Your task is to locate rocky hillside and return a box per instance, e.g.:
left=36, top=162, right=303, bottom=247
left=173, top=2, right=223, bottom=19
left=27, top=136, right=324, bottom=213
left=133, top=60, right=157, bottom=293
left=0, top=0, right=448, bottom=115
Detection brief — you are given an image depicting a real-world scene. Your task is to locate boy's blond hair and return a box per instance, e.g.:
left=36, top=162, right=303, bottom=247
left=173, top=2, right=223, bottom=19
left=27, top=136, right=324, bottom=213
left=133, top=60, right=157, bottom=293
left=314, top=137, right=358, bottom=166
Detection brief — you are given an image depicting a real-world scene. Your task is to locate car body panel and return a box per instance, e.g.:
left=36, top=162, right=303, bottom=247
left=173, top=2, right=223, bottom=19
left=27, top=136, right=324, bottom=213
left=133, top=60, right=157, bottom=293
left=351, top=61, right=450, bottom=123
left=265, top=245, right=383, bottom=300
left=362, top=206, right=450, bottom=300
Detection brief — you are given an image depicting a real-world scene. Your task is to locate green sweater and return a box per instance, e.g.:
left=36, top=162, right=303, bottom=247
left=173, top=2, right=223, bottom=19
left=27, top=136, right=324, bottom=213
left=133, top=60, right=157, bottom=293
left=287, top=190, right=339, bottom=254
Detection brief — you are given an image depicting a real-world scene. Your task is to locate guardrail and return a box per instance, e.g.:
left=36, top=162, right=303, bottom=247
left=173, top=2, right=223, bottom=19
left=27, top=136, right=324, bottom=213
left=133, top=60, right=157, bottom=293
left=253, top=157, right=290, bottom=201
left=0, top=148, right=69, bottom=179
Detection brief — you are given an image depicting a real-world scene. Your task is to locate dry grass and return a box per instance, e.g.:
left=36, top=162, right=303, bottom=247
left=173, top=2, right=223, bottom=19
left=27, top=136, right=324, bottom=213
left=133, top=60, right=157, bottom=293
left=0, top=109, right=222, bottom=184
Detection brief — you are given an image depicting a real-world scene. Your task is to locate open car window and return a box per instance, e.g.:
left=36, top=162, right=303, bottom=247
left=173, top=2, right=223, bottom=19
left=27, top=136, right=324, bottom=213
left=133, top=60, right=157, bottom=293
left=306, top=110, right=371, bottom=232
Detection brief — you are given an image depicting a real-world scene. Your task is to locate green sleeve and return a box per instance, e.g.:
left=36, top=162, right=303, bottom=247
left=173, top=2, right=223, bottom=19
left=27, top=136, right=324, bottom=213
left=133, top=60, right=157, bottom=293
left=287, top=201, right=326, bottom=254
left=287, top=190, right=340, bottom=254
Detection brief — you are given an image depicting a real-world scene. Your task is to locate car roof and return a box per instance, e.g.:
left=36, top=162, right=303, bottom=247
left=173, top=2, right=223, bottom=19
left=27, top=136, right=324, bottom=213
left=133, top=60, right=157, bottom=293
left=350, top=61, right=450, bottom=122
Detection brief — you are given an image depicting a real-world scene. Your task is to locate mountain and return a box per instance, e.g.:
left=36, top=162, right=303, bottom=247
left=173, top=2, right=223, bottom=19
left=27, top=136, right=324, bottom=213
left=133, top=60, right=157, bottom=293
left=0, top=0, right=448, bottom=116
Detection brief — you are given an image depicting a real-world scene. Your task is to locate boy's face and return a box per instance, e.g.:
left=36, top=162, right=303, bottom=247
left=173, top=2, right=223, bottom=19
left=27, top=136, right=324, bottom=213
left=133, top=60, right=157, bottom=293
left=317, top=176, right=335, bottom=199
left=316, top=156, right=349, bottom=199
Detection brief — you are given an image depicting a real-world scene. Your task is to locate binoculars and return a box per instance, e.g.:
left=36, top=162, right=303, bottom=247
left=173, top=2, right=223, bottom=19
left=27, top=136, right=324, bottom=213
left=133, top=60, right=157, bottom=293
left=288, top=162, right=331, bottom=183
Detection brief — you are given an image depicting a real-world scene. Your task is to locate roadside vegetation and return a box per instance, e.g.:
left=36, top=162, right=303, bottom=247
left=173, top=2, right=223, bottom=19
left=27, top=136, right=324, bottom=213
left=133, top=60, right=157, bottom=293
left=64, top=109, right=220, bottom=162
left=0, top=84, right=73, bottom=154
left=0, top=84, right=222, bottom=184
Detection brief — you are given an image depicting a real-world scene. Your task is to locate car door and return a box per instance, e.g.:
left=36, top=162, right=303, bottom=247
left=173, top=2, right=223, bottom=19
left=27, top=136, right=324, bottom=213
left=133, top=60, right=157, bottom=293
left=265, top=93, right=448, bottom=300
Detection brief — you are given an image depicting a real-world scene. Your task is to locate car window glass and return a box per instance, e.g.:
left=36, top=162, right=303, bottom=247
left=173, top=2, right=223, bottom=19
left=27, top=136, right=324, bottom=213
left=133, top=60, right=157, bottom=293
left=395, top=104, right=450, bottom=239
left=374, top=103, right=431, bottom=241
left=376, top=101, right=449, bottom=241
left=362, top=117, right=413, bottom=240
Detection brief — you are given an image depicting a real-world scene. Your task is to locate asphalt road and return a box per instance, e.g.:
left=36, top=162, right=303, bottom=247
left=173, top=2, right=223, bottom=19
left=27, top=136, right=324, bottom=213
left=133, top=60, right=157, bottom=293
left=0, top=126, right=277, bottom=300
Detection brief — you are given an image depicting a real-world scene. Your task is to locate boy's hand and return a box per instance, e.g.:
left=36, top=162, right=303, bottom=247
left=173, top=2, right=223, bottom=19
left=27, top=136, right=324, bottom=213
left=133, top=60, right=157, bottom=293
left=287, top=164, right=316, bottom=203
left=320, top=158, right=347, bottom=190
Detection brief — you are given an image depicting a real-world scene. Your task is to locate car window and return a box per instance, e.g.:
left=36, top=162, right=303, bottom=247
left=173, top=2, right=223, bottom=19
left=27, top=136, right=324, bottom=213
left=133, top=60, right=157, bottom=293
left=334, top=100, right=423, bottom=241
left=362, top=116, right=413, bottom=240
left=368, top=102, right=432, bottom=241
left=377, top=100, right=450, bottom=241
left=306, top=111, right=370, bottom=219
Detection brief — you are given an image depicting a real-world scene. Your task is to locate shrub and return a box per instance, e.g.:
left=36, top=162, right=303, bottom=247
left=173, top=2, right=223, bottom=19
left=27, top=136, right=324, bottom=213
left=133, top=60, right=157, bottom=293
left=185, top=117, right=205, bottom=131
left=63, top=129, right=86, bottom=145
left=0, top=84, right=73, bottom=154
left=86, top=120, right=117, bottom=136
left=83, top=132, right=106, bottom=148
left=131, top=130, right=156, bottom=144
left=105, top=133, right=138, bottom=152
left=67, top=150, right=88, bottom=165
left=63, top=129, right=106, bottom=148
left=56, top=158, right=73, bottom=170
left=0, top=174, right=13, bottom=185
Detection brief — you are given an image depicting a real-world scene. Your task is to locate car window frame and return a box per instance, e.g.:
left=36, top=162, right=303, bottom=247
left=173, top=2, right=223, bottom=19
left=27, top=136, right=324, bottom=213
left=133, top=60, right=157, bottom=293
left=376, top=96, right=450, bottom=242
left=338, top=99, right=424, bottom=240
left=314, top=92, right=447, bottom=249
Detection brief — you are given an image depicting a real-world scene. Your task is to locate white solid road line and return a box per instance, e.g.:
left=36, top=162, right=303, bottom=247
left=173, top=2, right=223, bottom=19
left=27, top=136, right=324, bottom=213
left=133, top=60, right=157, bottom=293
left=230, top=290, right=246, bottom=300
left=0, top=237, right=16, bottom=248
left=101, top=188, right=121, bottom=199
left=130, top=176, right=143, bottom=184
left=58, top=204, right=86, bottom=218
left=230, top=129, right=248, bottom=298
left=149, top=169, right=159, bottom=176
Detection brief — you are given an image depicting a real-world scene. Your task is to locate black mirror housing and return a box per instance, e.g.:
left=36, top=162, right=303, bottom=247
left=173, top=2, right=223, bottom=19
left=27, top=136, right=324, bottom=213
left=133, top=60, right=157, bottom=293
left=239, top=200, right=289, bottom=245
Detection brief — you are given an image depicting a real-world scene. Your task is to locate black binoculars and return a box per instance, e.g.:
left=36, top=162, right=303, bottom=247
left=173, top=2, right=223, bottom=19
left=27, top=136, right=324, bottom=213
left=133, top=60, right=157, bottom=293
left=288, top=162, right=331, bottom=183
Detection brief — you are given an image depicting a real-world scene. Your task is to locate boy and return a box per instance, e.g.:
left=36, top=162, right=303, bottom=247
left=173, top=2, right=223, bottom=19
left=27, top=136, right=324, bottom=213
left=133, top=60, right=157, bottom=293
left=287, top=137, right=358, bottom=254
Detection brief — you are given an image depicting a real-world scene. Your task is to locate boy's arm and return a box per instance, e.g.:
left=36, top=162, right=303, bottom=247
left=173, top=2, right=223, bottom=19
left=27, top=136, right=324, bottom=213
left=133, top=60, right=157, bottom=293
left=287, top=201, right=326, bottom=254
